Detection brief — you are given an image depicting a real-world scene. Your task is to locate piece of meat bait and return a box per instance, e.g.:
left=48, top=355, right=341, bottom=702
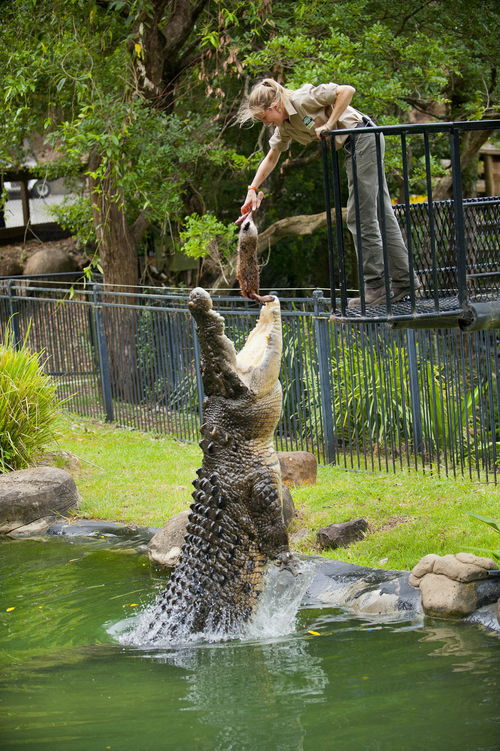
left=236, top=212, right=273, bottom=304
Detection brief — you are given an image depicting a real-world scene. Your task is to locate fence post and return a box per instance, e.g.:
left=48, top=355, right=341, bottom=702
left=191, top=318, right=205, bottom=425
left=406, top=329, right=423, bottom=453
left=92, top=283, right=114, bottom=422
left=450, top=126, right=468, bottom=309
left=313, top=289, right=336, bottom=464
left=7, top=280, right=21, bottom=349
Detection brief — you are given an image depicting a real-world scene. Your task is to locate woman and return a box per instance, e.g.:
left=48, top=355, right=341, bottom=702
left=237, top=78, right=415, bottom=306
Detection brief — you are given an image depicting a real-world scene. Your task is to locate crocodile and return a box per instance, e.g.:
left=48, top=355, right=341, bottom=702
left=145, top=287, right=293, bottom=642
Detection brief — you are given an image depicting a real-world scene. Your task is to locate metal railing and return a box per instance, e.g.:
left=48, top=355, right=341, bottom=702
left=321, top=119, right=500, bottom=327
left=1, top=281, right=498, bottom=482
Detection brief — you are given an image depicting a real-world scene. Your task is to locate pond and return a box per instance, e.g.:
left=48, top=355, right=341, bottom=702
left=1, top=536, right=499, bottom=751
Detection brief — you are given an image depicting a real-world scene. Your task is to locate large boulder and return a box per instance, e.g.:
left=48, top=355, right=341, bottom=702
left=23, top=247, right=80, bottom=277
left=0, top=254, right=23, bottom=277
left=409, top=552, right=500, bottom=617
left=148, top=510, right=190, bottom=568
left=277, top=451, right=317, bottom=487
left=0, top=466, right=80, bottom=535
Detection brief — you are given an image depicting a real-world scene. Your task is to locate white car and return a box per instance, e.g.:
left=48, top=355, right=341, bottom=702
left=4, top=179, right=51, bottom=199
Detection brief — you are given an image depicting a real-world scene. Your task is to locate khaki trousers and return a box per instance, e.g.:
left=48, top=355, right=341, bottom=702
left=345, top=132, right=411, bottom=288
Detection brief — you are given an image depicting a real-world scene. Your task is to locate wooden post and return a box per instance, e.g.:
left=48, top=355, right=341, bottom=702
left=20, top=179, right=30, bottom=226
left=484, top=153, right=494, bottom=196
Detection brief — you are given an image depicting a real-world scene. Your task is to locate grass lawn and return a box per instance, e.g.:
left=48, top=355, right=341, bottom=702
left=54, top=415, right=500, bottom=572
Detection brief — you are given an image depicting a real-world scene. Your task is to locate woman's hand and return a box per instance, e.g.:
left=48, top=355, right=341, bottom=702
left=240, top=189, right=264, bottom=215
left=315, top=122, right=336, bottom=140
left=240, top=149, right=279, bottom=215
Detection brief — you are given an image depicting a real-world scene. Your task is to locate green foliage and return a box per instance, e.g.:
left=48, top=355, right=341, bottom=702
left=180, top=213, right=238, bottom=259
left=0, top=323, right=63, bottom=473
left=135, top=311, right=199, bottom=409
left=243, top=0, right=499, bottom=122
left=0, top=0, right=498, bottom=287
left=278, top=323, right=492, bottom=464
left=50, top=195, right=95, bottom=247
left=467, top=512, right=500, bottom=562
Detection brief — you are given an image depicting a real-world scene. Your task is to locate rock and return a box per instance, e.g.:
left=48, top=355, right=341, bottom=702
left=433, top=553, right=496, bottom=582
left=0, top=255, right=23, bottom=277
left=0, top=466, right=80, bottom=533
left=281, top=485, right=296, bottom=527
left=147, top=510, right=190, bottom=568
left=8, top=516, right=56, bottom=537
left=409, top=553, right=441, bottom=584
left=316, top=518, right=369, bottom=550
left=410, top=552, right=500, bottom=618
left=305, top=557, right=423, bottom=618
left=23, top=247, right=79, bottom=277
left=497, top=598, right=500, bottom=627
left=277, top=451, right=317, bottom=487
left=149, top=487, right=295, bottom=569
left=418, top=573, right=478, bottom=617
left=410, top=552, right=497, bottom=584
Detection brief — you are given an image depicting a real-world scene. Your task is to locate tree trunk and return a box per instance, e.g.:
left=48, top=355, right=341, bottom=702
left=88, top=155, right=141, bottom=402
left=434, top=128, right=495, bottom=200
left=133, top=0, right=209, bottom=114
left=88, top=157, right=138, bottom=294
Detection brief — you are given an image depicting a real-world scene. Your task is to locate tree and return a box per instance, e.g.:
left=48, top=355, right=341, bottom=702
left=204, top=0, right=500, bottom=286
left=1, top=0, right=497, bottom=294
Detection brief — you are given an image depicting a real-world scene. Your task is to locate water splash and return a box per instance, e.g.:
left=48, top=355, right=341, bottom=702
left=109, top=558, right=316, bottom=649
left=242, top=559, right=316, bottom=641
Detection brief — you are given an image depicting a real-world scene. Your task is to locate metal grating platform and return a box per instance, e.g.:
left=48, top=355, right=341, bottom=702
left=321, top=120, right=500, bottom=329
left=334, top=294, right=463, bottom=326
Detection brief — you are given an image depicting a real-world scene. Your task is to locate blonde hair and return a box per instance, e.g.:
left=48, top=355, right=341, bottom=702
left=236, top=78, right=290, bottom=125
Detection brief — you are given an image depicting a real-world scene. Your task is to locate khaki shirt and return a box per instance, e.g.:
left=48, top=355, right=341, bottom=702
left=268, top=83, right=364, bottom=151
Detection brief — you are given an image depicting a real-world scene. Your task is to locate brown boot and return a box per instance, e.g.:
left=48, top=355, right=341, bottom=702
left=391, top=280, right=422, bottom=303
left=347, top=285, right=386, bottom=309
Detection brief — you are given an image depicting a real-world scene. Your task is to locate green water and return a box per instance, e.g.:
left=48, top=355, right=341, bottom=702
left=1, top=537, right=499, bottom=751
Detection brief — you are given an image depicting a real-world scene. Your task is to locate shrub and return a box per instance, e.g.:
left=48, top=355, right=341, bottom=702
left=0, top=323, right=63, bottom=472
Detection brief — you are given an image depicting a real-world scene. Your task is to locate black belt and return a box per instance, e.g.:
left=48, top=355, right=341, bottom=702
left=357, top=115, right=375, bottom=128
left=344, top=116, right=375, bottom=151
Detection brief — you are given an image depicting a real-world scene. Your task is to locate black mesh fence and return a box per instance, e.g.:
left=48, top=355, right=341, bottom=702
left=1, top=282, right=498, bottom=481
left=321, top=119, right=500, bottom=324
